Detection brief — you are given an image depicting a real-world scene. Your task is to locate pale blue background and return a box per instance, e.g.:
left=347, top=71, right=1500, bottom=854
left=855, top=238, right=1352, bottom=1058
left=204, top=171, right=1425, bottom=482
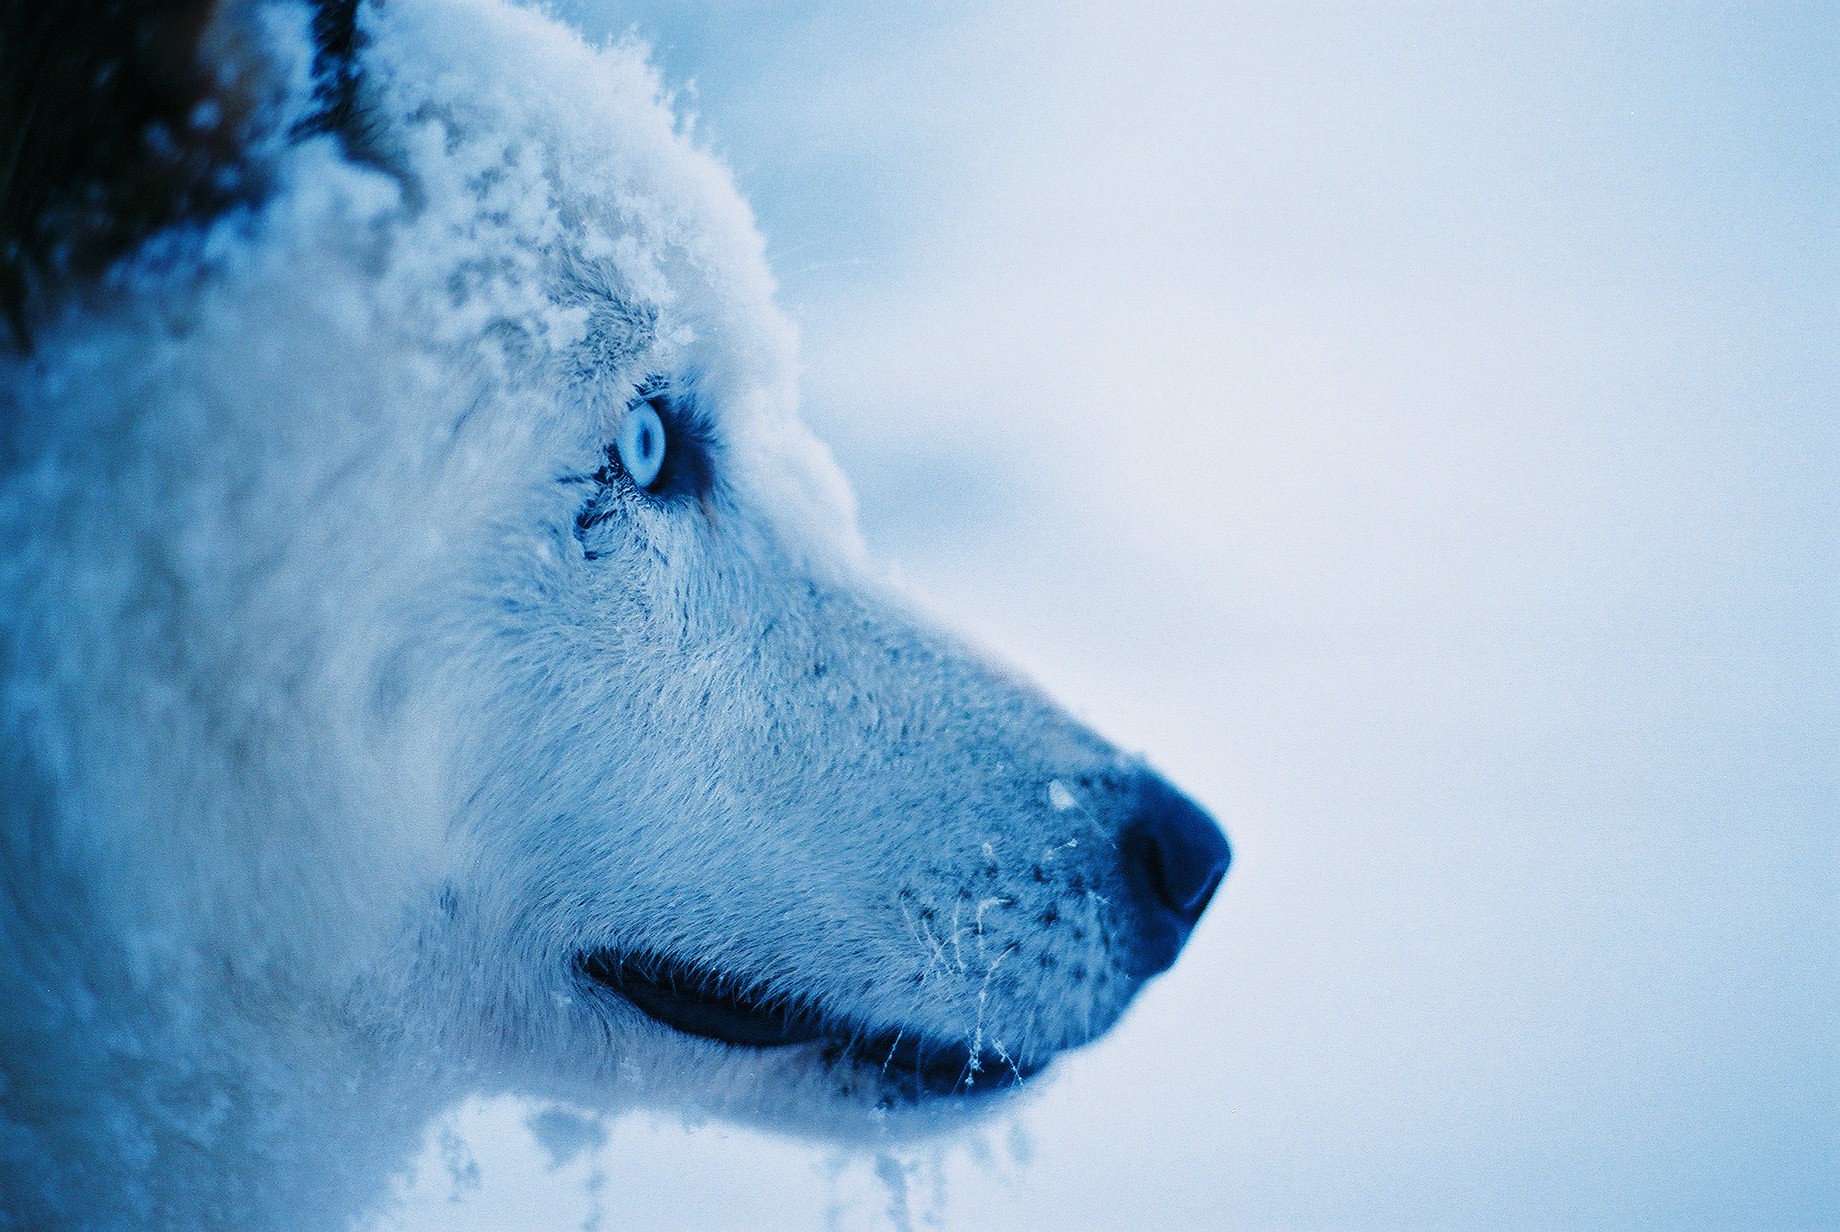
left=391, top=3, right=1838, bottom=1228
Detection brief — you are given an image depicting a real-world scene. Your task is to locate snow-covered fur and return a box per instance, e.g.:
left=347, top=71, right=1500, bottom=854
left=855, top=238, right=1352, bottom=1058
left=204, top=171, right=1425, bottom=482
left=0, top=2, right=1227, bottom=1227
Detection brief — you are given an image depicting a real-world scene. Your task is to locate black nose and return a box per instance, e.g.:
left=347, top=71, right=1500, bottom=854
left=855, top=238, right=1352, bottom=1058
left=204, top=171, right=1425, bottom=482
left=1118, top=770, right=1231, bottom=977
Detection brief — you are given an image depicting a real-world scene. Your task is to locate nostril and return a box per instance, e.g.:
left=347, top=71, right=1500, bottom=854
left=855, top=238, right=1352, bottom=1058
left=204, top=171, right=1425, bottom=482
left=1121, top=771, right=1232, bottom=932
left=1145, top=835, right=1227, bottom=923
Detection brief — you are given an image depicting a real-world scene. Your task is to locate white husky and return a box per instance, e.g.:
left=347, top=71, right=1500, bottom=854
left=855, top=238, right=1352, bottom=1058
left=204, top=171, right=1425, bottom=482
left=0, top=1, right=1229, bottom=1227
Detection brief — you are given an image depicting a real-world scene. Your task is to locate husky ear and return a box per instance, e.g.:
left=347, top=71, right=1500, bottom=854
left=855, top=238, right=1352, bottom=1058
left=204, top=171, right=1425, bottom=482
left=0, top=1, right=348, bottom=346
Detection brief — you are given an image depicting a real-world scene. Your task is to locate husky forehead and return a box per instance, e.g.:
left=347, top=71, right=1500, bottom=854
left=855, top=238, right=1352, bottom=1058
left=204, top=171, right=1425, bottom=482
left=136, top=0, right=858, bottom=564
left=398, top=0, right=852, bottom=519
left=399, top=0, right=862, bottom=552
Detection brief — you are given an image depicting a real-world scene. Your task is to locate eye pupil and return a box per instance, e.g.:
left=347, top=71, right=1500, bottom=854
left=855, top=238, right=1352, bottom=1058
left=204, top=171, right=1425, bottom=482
left=616, top=400, right=668, bottom=489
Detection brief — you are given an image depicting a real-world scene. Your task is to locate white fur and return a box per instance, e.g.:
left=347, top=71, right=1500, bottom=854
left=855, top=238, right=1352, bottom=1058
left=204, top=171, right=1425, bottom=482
left=0, top=3, right=1157, bottom=1227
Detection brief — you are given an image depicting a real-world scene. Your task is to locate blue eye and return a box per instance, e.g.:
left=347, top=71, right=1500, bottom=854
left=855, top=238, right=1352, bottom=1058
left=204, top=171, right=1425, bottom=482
left=617, top=400, right=666, bottom=489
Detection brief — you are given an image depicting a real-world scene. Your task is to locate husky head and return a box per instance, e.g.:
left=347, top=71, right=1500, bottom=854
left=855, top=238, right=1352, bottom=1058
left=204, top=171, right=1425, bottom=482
left=0, top=0, right=1229, bottom=1223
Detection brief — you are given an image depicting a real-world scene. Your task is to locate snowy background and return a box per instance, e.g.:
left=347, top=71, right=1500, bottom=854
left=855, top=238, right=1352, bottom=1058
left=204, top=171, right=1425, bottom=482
left=387, top=3, right=1837, bottom=1228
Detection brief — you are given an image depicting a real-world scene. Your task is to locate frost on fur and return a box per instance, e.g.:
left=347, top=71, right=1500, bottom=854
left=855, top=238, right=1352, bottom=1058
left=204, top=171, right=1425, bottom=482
left=0, top=2, right=1229, bottom=1228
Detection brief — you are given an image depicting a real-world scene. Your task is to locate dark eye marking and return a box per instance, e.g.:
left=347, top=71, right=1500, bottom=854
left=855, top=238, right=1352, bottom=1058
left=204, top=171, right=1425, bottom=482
left=570, top=378, right=714, bottom=554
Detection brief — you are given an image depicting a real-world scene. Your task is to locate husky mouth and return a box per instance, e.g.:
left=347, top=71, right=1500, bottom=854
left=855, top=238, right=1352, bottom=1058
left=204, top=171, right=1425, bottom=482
left=577, top=950, right=1038, bottom=1098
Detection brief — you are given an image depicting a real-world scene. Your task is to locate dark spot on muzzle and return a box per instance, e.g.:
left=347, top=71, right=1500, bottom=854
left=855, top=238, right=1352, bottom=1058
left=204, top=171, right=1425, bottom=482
left=1117, top=770, right=1231, bottom=978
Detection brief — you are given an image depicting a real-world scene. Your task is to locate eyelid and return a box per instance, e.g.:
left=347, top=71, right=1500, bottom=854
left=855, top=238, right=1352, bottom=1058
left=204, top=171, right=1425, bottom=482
left=571, top=383, right=716, bottom=554
left=621, top=382, right=714, bottom=500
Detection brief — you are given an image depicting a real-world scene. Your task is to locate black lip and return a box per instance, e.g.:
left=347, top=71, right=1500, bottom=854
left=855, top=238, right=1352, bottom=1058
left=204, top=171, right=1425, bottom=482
left=577, top=950, right=1039, bottom=1098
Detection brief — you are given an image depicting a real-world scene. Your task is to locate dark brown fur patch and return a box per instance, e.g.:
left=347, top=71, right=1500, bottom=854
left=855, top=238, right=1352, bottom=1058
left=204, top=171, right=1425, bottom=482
left=0, top=0, right=360, bottom=348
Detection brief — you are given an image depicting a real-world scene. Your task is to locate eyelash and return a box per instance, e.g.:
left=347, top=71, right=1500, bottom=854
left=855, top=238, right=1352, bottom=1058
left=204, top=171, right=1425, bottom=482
left=570, top=382, right=712, bottom=552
